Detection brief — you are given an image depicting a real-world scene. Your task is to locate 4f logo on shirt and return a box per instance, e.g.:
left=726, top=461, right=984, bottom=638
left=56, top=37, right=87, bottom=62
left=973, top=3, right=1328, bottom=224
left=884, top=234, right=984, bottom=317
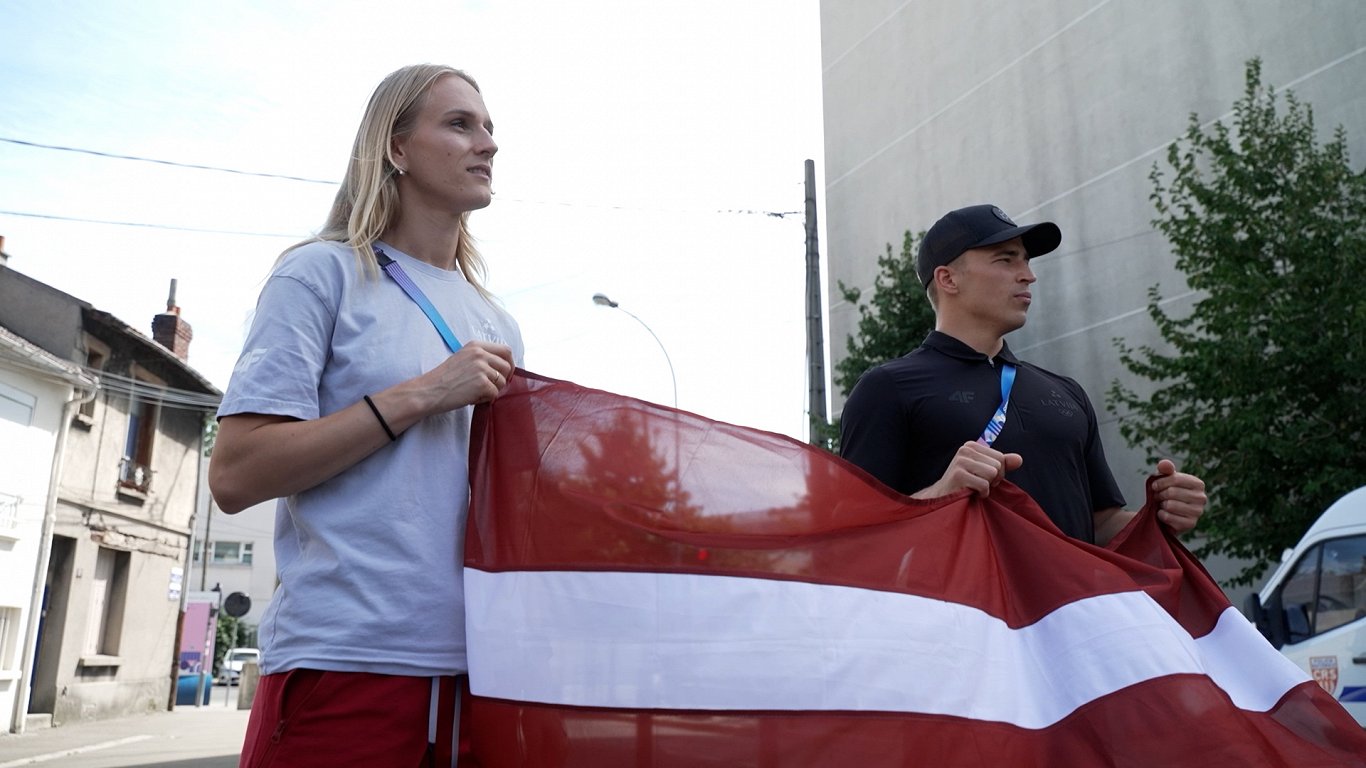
left=948, top=391, right=975, bottom=404
left=233, top=348, right=268, bottom=376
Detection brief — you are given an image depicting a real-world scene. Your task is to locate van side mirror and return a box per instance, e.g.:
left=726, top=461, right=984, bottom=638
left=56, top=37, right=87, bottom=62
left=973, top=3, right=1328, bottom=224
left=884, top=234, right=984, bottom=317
left=1244, top=592, right=1289, bottom=649
left=1245, top=593, right=1269, bottom=634
left=1284, top=602, right=1312, bottom=644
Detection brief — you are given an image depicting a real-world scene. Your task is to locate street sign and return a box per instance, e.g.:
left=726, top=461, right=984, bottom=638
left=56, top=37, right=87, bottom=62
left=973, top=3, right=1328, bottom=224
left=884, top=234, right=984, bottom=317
left=223, top=591, right=251, bottom=618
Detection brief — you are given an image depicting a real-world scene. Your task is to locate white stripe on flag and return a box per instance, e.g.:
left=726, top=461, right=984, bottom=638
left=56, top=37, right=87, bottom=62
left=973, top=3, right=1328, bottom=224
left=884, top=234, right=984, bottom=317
left=464, top=568, right=1307, bottom=728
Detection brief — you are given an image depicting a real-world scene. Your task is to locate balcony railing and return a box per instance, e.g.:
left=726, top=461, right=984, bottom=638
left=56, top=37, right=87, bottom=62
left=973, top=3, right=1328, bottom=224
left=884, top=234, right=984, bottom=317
left=0, top=492, right=18, bottom=531
left=117, top=458, right=153, bottom=493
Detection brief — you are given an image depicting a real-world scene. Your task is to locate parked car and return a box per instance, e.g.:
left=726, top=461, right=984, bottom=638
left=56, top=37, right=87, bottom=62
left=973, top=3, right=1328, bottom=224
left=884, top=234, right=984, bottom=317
left=1245, top=485, right=1366, bottom=725
left=217, top=647, right=261, bottom=685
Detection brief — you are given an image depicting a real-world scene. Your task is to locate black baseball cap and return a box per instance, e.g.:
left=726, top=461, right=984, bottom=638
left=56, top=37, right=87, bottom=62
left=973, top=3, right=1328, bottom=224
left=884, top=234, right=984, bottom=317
left=916, top=204, right=1062, bottom=286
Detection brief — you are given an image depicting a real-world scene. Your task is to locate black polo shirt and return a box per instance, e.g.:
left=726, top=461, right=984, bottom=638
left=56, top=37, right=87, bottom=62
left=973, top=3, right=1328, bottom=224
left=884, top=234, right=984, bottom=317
left=840, top=331, right=1125, bottom=543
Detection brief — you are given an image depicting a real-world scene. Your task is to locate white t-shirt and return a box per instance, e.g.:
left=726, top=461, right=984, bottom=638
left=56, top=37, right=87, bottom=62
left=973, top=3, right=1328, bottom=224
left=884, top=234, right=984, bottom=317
left=217, top=240, right=524, bottom=677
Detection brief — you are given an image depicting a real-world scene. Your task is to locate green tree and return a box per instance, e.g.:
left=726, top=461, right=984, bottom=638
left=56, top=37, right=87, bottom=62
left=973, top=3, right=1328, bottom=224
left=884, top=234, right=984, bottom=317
left=213, top=614, right=240, bottom=676
left=814, top=230, right=937, bottom=451
left=1109, top=59, right=1366, bottom=585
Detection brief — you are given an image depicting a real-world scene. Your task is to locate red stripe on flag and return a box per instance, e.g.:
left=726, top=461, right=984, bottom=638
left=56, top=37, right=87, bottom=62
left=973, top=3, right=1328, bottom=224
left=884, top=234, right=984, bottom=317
left=468, top=373, right=1215, bottom=633
left=462, top=680, right=1363, bottom=768
left=464, top=372, right=1366, bottom=766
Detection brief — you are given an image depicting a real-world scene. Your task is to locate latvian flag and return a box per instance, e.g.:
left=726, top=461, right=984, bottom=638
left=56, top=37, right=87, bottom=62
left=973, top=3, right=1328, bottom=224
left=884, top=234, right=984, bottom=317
left=462, top=372, right=1366, bottom=767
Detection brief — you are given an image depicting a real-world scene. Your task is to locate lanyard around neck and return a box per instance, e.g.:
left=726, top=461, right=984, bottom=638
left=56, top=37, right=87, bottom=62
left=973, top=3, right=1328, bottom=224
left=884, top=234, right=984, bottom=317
left=977, top=363, right=1017, bottom=447
left=373, top=245, right=463, bottom=354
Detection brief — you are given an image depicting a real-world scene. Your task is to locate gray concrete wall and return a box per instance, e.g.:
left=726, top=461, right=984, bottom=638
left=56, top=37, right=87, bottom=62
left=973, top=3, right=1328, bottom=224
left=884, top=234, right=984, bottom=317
left=0, top=267, right=87, bottom=362
left=820, top=0, right=1366, bottom=595
left=193, top=499, right=278, bottom=630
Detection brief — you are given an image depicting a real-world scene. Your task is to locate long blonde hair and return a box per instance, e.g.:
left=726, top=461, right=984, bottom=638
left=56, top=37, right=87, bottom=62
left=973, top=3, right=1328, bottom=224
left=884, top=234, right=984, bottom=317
left=287, top=64, right=491, bottom=297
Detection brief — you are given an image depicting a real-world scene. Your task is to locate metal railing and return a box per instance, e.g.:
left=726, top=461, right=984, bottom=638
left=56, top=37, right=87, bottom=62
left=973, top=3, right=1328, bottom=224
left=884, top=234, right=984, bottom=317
left=117, top=457, right=153, bottom=493
left=0, top=492, right=18, bottom=531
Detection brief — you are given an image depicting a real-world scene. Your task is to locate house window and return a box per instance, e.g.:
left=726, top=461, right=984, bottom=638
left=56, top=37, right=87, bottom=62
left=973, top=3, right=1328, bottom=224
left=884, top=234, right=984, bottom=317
left=0, top=492, right=18, bottom=533
left=120, top=388, right=159, bottom=493
left=83, top=547, right=130, bottom=656
left=1280, top=534, right=1366, bottom=643
left=1316, top=535, right=1366, bottom=635
left=0, top=605, right=19, bottom=675
left=206, top=541, right=254, bottom=565
left=0, top=380, right=35, bottom=427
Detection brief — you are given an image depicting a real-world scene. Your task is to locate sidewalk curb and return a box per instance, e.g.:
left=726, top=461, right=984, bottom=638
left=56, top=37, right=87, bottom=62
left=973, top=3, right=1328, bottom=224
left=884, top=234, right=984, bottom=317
left=0, top=705, right=248, bottom=766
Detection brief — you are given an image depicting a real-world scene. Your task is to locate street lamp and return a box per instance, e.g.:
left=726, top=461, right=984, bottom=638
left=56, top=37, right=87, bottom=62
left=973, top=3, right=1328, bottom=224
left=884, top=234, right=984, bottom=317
left=592, top=293, right=678, bottom=408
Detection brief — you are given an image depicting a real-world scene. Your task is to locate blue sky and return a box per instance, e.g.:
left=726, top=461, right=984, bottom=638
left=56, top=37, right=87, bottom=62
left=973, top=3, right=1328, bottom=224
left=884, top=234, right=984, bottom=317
left=0, top=0, right=826, bottom=438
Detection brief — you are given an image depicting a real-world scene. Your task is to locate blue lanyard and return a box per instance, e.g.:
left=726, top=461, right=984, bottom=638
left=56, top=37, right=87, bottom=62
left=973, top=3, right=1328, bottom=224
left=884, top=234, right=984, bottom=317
left=374, top=246, right=463, bottom=354
left=977, top=363, right=1016, bottom=447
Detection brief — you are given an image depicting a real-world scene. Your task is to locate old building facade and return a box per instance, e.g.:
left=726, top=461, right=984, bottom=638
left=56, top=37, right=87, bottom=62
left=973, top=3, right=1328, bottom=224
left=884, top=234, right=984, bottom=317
left=0, top=264, right=219, bottom=728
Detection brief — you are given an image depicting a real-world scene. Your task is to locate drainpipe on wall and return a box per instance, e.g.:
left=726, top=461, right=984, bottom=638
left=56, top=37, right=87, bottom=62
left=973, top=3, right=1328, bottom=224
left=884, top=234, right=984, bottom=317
left=11, top=383, right=98, bottom=734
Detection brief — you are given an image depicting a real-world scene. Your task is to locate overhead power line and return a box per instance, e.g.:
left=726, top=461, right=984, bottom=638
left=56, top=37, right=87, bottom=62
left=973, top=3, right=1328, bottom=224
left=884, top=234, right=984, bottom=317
left=0, top=136, right=804, bottom=221
left=0, top=204, right=797, bottom=240
left=95, top=368, right=223, bottom=411
left=0, top=208, right=299, bottom=238
left=1, top=136, right=336, bottom=184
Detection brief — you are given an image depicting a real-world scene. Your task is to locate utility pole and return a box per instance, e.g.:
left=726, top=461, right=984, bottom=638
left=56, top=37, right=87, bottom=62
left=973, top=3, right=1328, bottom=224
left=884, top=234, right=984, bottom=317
left=804, top=159, right=828, bottom=444
left=199, top=498, right=212, bottom=590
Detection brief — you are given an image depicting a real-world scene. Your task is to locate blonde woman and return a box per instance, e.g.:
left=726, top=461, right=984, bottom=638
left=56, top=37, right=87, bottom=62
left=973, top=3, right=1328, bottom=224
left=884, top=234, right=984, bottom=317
left=210, top=64, right=521, bottom=767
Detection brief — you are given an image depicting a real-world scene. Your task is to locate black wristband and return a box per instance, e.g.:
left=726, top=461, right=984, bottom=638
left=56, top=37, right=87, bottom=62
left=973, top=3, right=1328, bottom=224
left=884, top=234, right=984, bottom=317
left=362, top=395, right=398, bottom=442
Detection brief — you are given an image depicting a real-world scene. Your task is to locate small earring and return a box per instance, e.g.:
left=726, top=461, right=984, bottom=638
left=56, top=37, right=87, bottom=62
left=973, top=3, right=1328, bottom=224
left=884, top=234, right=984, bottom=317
left=396, top=167, right=406, bottom=176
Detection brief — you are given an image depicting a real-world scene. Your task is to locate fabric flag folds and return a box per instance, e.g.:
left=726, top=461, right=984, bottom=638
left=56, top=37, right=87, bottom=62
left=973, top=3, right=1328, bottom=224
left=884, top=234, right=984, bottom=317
left=462, top=372, right=1366, bottom=767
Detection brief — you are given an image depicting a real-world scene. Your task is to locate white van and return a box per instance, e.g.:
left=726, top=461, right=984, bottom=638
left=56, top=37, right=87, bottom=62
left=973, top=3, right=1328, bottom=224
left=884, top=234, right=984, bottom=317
left=1245, top=485, right=1366, bottom=725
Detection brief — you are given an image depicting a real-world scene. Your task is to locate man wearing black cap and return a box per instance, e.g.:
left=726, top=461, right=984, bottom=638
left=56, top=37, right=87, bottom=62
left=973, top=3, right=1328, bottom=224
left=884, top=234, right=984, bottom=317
left=839, top=204, right=1206, bottom=545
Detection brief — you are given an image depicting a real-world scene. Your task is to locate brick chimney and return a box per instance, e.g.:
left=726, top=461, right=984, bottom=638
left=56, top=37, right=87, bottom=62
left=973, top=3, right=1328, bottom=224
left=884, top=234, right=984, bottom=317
left=0, top=235, right=8, bottom=267
left=152, top=278, right=193, bottom=361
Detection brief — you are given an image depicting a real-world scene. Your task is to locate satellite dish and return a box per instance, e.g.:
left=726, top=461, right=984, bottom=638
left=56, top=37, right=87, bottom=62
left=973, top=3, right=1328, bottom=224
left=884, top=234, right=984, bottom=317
left=223, top=591, right=251, bottom=618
